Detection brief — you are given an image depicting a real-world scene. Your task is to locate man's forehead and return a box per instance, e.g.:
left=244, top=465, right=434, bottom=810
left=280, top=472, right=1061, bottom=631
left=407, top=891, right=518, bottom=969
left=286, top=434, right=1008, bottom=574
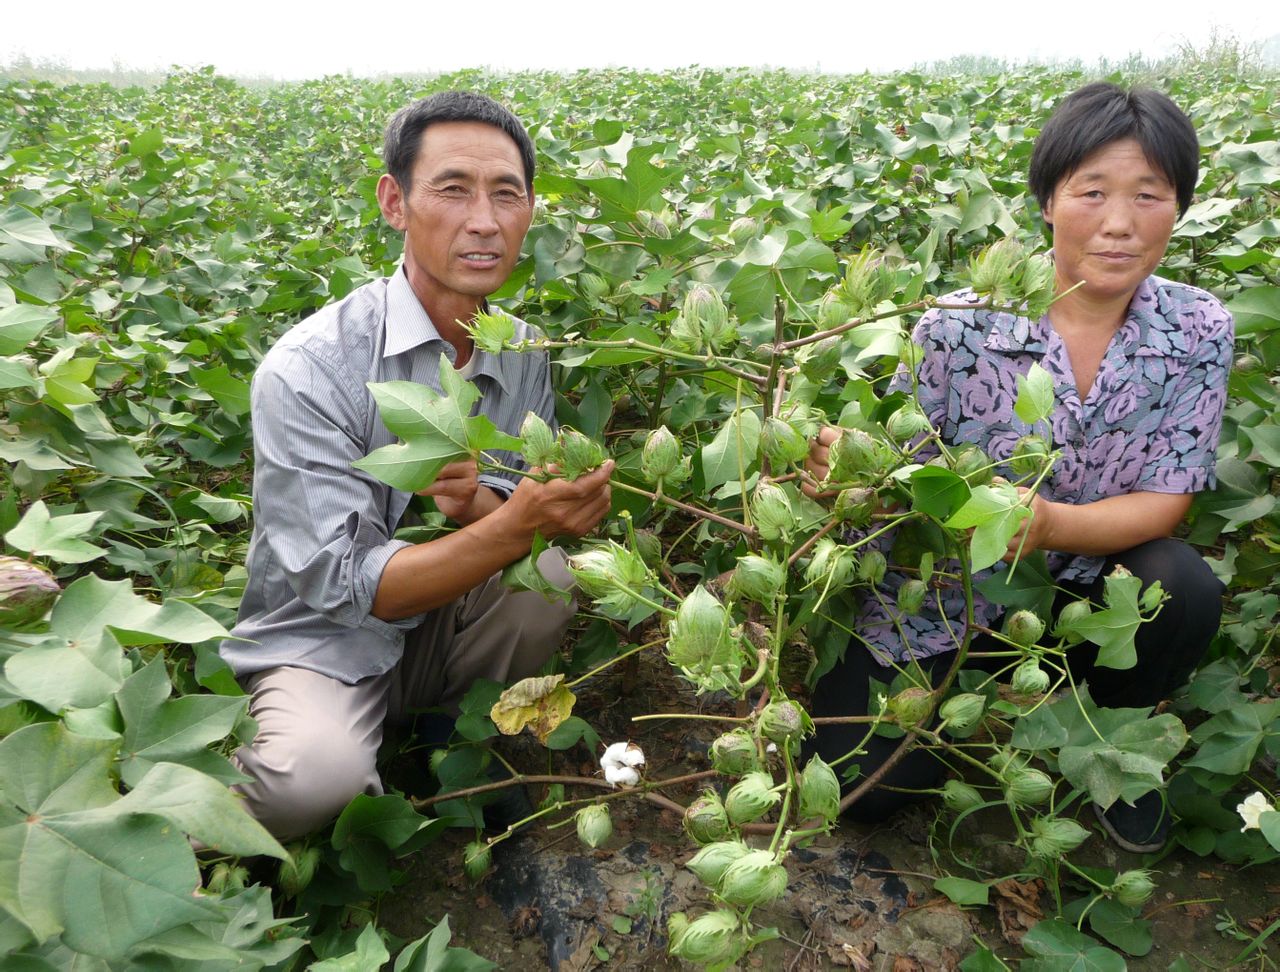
left=415, top=121, right=524, bottom=173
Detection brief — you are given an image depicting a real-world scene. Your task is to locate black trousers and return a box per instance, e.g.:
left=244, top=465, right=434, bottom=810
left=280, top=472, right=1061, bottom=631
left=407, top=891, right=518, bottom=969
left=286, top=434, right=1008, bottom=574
left=808, top=538, right=1223, bottom=823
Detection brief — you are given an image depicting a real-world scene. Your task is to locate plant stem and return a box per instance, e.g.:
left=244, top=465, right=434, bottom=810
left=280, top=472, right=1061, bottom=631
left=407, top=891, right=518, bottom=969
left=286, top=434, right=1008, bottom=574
left=566, top=638, right=665, bottom=689
left=611, top=480, right=756, bottom=536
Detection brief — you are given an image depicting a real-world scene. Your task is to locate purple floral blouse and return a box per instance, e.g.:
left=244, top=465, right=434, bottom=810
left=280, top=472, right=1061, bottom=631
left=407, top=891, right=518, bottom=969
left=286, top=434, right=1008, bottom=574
left=855, top=274, right=1234, bottom=666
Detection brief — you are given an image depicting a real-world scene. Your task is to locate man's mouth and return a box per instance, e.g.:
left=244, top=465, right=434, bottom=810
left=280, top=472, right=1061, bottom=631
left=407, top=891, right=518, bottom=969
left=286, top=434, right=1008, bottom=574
left=461, top=252, right=500, bottom=266
left=1093, top=251, right=1137, bottom=260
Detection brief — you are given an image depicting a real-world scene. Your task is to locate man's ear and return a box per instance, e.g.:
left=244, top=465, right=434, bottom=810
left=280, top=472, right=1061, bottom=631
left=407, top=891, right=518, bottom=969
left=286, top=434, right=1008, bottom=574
left=376, top=173, right=407, bottom=232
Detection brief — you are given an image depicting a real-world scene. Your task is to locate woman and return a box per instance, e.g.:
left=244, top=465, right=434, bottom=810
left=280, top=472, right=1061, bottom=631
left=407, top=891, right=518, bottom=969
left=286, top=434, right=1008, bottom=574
left=806, top=83, right=1234, bottom=852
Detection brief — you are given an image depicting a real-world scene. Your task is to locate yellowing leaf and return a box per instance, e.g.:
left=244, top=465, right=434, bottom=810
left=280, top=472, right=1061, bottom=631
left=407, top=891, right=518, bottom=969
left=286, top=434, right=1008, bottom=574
left=490, top=674, right=576, bottom=743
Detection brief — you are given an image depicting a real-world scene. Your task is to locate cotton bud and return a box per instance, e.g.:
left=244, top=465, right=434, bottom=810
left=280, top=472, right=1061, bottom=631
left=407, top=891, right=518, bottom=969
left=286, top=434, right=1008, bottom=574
left=1233, top=352, right=1264, bottom=374
left=641, top=425, right=681, bottom=482
left=575, top=804, right=613, bottom=849
left=889, top=687, right=935, bottom=730
left=0, top=556, right=60, bottom=627
left=578, top=271, right=610, bottom=300
left=1019, top=252, right=1058, bottom=319
left=684, top=791, right=732, bottom=845
left=728, top=215, right=760, bottom=245
left=1005, top=610, right=1046, bottom=648
left=685, top=840, right=752, bottom=888
left=797, top=335, right=843, bottom=382
left=762, top=416, right=810, bottom=469
left=1009, top=433, right=1051, bottom=476
left=726, top=554, right=785, bottom=606
left=951, top=445, right=993, bottom=486
left=1052, top=599, right=1092, bottom=645
left=938, top=693, right=985, bottom=734
left=798, top=754, right=841, bottom=824
left=751, top=481, right=794, bottom=542
left=896, top=578, right=927, bottom=616
left=718, top=849, right=789, bottom=907
left=466, top=309, right=516, bottom=354
left=277, top=845, right=321, bottom=898
left=725, top=770, right=781, bottom=825
left=899, top=339, right=925, bottom=371
left=428, top=747, right=449, bottom=776
left=674, top=284, right=734, bottom=352
left=710, top=729, right=760, bottom=776
left=463, top=840, right=493, bottom=880
left=969, top=237, right=1024, bottom=301
left=1111, top=869, right=1156, bottom=908
left=633, top=529, right=663, bottom=569
left=205, top=862, right=248, bottom=895
left=1029, top=816, right=1090, bottom=858
left=667, top=909, right=742, bottom=965
left=759, top=700, right=807, bottom=747
left=942, top=780, right=984, bottom=813
left=817, top=289, right=855, bottom=329
left=841, top=248, right=893, bottom=316
left=568, top=542, right=653, bottom=618
left=858, top=550, right=887, bottom=586
left=519, top=412, right=560, bottom=469
left=558, top=428, right=606, bottom=480
left=804, top=537, right=857, bottom=594
left=1006, top=767, right=1054, bottom=806
left=641, top=209, right=673, bottom=239
left=666, top=586, right=743, bottom=693
left=1011, top=658, right=1051, bottom=696
left=1140, top=580, right=1165, bottom=613
left=885, top=406, right=931, bottom=444
left=827, top=427, right=881, bottom=482
left=834, top=486, right=877, bottom=527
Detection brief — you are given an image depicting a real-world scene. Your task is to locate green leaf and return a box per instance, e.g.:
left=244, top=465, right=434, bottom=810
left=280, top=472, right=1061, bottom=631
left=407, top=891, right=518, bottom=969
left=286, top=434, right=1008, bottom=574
left=501, top=534, right=572, bottom=604
left=945, top=482, right=1029, bottom=572
left=50, top=574, right=228, bottom=647
left=1087, top=898, right=1153, bottom=957
left=976, top=553, right=1056, bottom=619
left=331, top=794, right=445, bottom=893
left=0, top=356, right=37, bottom=391
left=910, top=466, right=971, bottom=519
left=0, top=722, right=119, bottom=815
left=0, top=207, right=65, bottom=250
left=3, top=500, right=106, bottom=564
left=1186, top=699, right=1280, bottom=776
left=127, top=129, right=165, bottom=156
left=1021, top=918, right=1126, bottom=972
left=394, top=915, right=496, bottom=972
left=1228, top=286, right=1280, bottom=337
left=1070, top=569, right=1145, bottom=669
left=5, top=629, right=128, bottom=714
left=1259, top=811, right=1280, bottom=853
left=310, top=922, right=390, bottom=972
left=934, top=876, right=989, bottom=906
left=544, top=715, right=602, bottom=752
left=0, top=305, right=58, bottom=356
left=189, top=365, right=251, bottom=417
left=701, top=408, right=761, bottom=490
left=1058, top=713, right=1188, bottom=808
left=1014, top=362, right=1055, bottom=425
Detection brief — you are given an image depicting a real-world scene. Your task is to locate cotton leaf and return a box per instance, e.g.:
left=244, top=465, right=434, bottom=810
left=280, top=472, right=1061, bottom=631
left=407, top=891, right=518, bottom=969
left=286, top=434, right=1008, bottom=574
left=489, top=674, right=576, bottom=743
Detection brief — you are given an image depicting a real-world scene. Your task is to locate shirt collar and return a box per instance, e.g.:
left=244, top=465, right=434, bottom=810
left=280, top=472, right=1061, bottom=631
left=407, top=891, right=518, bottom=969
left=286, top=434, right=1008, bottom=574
left=382, top=266, right=514, bottom=391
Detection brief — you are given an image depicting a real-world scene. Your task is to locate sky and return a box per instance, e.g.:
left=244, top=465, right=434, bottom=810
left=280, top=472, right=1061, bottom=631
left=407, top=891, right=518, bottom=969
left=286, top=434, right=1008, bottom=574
left=4, top=0, right=1277, bottom=78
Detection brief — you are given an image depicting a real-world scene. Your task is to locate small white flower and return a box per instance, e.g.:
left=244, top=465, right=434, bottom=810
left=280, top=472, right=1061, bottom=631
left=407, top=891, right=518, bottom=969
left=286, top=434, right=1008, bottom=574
left=1237, top=791, right=1276, bottom=832
left=765, top=743, right=778, bottom=754
left=600, top=741, right=645, bottom=787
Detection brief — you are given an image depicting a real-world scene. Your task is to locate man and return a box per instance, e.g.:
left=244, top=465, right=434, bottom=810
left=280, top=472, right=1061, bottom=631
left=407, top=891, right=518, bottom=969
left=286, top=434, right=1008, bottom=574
left=220, top=92, right=613, bottom=840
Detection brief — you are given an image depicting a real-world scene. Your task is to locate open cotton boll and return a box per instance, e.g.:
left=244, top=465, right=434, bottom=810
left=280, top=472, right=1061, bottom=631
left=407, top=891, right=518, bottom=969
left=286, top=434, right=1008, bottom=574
left=604, top=764, right=642, bottom=787
left=600, top=741, right=645, bottom=787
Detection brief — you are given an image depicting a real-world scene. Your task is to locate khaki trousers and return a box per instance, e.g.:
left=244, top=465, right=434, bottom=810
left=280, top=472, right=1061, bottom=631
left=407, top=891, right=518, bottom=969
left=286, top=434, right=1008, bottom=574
left=231, top=550, right=574, bottom=840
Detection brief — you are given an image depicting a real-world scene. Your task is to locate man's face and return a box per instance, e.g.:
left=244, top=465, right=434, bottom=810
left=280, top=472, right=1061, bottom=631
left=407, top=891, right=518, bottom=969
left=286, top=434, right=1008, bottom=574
left=380, top=121, right=533, bottom=318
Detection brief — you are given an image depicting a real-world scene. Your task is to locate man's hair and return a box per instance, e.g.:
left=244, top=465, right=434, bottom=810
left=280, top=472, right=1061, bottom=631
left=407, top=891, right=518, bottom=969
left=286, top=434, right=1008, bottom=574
left=383, top=91, right=535, bottom=195
left=1029, top=82, right=1199, bottom=224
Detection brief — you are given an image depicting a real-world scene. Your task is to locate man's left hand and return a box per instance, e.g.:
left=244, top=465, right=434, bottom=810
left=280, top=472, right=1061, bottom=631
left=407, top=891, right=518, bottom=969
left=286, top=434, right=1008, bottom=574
left=420, top=459, right=487, bottom=524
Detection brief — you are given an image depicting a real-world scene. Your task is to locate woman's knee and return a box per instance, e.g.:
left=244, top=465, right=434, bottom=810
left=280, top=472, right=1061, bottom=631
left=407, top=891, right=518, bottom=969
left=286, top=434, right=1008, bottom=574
left=1111, top=538, right=1223, bottom=608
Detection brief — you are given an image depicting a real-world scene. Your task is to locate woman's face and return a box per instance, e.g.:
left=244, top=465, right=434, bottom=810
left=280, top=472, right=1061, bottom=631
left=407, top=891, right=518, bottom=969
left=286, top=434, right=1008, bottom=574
left=1042, top=137, right=1180, bottom=306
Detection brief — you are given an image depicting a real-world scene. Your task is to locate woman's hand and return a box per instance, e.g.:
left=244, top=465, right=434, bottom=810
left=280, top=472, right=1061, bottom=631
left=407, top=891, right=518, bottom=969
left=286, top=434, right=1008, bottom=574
left=1003, top=488, right=1055, bottom=562
left=802, top=426, right=840, bottom=499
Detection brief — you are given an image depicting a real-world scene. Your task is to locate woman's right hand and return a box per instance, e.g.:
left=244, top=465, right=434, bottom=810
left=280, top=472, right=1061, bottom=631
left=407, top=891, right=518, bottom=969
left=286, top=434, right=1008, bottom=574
left=802, top=426, right=840, bottom=499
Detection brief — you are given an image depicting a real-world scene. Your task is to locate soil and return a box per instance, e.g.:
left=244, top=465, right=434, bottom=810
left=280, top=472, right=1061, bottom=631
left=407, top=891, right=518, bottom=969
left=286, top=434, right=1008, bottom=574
left=377, top=649, right=1280, bottom=971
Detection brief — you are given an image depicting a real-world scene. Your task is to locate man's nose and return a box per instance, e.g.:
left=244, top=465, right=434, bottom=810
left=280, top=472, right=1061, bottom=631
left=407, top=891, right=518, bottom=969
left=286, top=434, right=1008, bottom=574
left=465, top=195, right=500, bottom=234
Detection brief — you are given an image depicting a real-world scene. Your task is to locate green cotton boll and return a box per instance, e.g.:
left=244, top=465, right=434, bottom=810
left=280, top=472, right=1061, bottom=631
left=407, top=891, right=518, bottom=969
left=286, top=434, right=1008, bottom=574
left=0, top=556, right=60, bottom=627
left=558, top=428, right=606, bottom=480
left=888, top=686, right=935, bottom=730
left=817, top=289, right=855, bottom=329
left=899, top=339, right=925, bottom=372
left=685, top=840, right=752, bottom=888
left=896, top=578, right=928, bottom=616
left=277, top=845, right=322, bottom=898
left=666, top=585, right=744, bottom=694
left=633, top=529, right=663, bottom=569
left=717, top=849, right=790, bottom=908
left=1011, top=658, right=1051, bottom=696
left=681, top=283, right=735, bottom=352
left=667, top=909, right=742, bottom=965
left=1028, top=816, right=1090, bottom=858
left=463, top=840, right=493, bottom=881
left=683, top=790, right=732, bottom=845
left=568, top=542, right=652, bottom=618
left=942, top=779, right=984, bottom=814
left=1140, top=580, right=1166, bottom=613
left=841, top=247, right=892, bottom=317
left=761, top=416, right=810, bottom=469
left=828, top=427, right=883, bottom=482
left=798, top=754, right=841, bottom=824
left=519, top=411, right=560, bottom=469
left=1005, top=610, right=1046, bottom=648
left=668, top=309, right=703, bottom=352
left=1009, top=433, right=1051, bottom=477
left=466, top=309, right=516, bottom=354
left=1018, top=252, right=1058, bottom=320
left=751, top=481, right=794, bottom=542
left=640, top=425, right=681, bottom=482
left=797, top=335, right=843, bottom=382
left=884, top=406, right=931, bottom=444
left=1112, top=869, right=1156, bottom=908
left=804, top=537, right=857, bottom=593
left=834, top=486, right=877, bottom=527
left=710, top=728, right=761, bottom=776
left=1052, top=599, right=1092, bottom=645
left=951, top=444, right=994, bottom=486
left=1006, top=767, right=1054, bottom=807
left=725, top=770, right=781, bottom=825
left=725, top=554, right=785, bottom=606
left=969, top=237, right=1025, bottom=302
left=759, top=700, right=808, bottom=747
left=575, top=803, right=612, bottom=849
left=857, top=550, right=887, bottom=586
left=729, top=215, right=761, bottom=245
left=206, top=862, right=249, bottom=895
left=938, top=693, right=985, bottom=733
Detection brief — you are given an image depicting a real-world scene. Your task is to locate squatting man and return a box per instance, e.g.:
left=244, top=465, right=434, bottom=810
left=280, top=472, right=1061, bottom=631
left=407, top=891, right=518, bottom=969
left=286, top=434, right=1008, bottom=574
left=220, top=92, right=613, bottom=840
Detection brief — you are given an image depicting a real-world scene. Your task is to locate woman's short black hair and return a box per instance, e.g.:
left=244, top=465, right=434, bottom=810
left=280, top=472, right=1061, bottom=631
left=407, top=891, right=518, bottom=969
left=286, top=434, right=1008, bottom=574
left=383, top=91, right=535, bottom=196
left=1029, top=82, right=1199, bottom=222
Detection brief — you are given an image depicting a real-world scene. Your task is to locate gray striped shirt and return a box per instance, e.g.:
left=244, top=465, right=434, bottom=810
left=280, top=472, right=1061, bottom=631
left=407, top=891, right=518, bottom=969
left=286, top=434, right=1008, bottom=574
left=220, top=266, right=554, bottom=683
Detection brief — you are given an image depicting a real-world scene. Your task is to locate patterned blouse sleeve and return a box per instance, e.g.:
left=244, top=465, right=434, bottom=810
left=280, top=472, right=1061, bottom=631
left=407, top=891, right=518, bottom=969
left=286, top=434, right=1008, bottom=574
left=1136, top=293, right=1234, bottom=493
left=891, top=306, right=958, bottom=442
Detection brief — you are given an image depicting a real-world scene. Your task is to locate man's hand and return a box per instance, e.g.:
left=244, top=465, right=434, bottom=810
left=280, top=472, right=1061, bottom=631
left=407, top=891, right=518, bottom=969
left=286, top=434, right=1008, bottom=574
left=802, top=426, right=840, bottom=499
left=419, top=459, right=485, bottom=524
left=505, top=461, right=615, bottom=540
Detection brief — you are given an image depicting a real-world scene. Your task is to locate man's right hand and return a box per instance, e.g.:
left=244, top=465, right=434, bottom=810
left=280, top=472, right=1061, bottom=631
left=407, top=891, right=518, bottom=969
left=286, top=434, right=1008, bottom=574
left=802, top=426, right=839, bottom=499
left=505, top=461, right=614, bottom=540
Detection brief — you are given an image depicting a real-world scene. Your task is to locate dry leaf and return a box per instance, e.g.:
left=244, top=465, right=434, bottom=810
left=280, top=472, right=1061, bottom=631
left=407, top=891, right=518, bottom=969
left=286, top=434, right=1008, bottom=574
left=491, top=673, right=576, bottom=742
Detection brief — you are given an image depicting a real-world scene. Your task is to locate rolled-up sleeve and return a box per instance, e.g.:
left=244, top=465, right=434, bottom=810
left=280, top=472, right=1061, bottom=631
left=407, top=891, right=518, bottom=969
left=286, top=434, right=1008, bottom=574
left=251, top=346, right=421, bottom=637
